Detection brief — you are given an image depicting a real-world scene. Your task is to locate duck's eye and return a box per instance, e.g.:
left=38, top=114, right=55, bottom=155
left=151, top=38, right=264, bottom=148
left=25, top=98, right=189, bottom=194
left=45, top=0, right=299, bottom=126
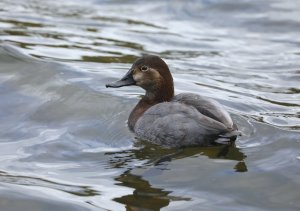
left=141, top=66, right=148, bottom=72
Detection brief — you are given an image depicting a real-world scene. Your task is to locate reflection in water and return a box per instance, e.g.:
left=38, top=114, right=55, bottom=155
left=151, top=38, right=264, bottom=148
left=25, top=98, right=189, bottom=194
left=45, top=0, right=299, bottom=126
left=0, top=171, right=99, bottom=197
left=114, top=170, right=173, bottom=210
left=81, top=55, right=138, bottom=63
left=106, top=141, right=247, bottom=210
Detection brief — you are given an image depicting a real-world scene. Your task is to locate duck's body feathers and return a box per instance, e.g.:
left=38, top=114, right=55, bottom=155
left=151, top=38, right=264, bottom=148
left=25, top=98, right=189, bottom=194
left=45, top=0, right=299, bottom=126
left=173, top=93, right=234, bottom=130
left=134, top=93, right=235, bottom=147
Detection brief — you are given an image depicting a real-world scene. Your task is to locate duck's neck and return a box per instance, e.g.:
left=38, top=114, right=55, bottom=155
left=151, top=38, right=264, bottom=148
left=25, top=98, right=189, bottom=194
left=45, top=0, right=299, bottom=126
left=128, top=82, right=174, bottom=131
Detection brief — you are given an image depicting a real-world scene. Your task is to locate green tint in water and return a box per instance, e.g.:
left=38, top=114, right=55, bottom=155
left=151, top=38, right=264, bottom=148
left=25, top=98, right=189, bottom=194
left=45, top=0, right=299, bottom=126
left=82, top=55, right=137, bottom=63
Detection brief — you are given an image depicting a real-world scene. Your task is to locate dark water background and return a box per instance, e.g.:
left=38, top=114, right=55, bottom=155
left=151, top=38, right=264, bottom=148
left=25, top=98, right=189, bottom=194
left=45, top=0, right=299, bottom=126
left=0, top=0, right=300, bottom=210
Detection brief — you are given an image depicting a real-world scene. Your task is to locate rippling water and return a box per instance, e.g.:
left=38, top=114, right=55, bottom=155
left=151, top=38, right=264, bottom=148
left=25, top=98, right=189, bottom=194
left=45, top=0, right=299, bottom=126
left=0, top=0, right=300, bottom=210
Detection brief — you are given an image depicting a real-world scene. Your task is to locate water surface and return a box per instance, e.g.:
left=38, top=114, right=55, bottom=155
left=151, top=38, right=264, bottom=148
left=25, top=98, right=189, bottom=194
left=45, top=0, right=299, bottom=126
left=0, top=0, right=299, bottom=210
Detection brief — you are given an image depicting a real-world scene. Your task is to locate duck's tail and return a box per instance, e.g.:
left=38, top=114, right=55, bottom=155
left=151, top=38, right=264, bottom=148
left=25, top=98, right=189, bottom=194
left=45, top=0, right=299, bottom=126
left=214, top=128, right=241, bottom=144
left=220, top=129, right=242, bottom=138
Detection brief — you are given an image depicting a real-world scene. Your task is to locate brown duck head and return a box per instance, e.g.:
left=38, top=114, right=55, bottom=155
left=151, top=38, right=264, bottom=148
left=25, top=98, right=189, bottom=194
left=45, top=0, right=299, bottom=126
left=106, top=55, right=174, bottom=102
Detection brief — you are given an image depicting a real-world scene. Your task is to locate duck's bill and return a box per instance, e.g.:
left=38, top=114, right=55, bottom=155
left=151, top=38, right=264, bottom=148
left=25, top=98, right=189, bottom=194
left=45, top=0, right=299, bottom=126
left=106, top=69, right=136, bottom=88
left=106, top=78, right=135, bottom=88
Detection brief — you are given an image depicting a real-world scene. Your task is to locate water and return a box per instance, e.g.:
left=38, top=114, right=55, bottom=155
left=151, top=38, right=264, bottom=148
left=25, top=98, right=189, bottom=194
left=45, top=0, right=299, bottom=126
left=0, top=0, right=300, bottom=210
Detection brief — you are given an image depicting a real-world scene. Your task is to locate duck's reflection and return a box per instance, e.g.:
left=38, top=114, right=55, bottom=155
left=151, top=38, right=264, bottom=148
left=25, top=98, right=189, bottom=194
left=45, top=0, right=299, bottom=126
left=105, top=140, right=247, bottom=210
left=114, top=170, right=172, bottom=210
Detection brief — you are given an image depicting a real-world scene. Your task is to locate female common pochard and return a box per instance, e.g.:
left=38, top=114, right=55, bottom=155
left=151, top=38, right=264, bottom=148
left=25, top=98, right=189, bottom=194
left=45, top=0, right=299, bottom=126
left=106, top=55, right=238, bottom=148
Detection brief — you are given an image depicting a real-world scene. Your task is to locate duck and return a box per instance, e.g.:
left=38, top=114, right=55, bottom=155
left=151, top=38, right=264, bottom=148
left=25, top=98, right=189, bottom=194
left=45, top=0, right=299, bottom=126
left=106, top=55, right=238, bottom=148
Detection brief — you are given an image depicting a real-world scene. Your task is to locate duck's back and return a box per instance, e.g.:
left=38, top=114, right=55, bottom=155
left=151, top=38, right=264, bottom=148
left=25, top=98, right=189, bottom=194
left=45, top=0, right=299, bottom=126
left=134, top=93, right=236, bottom=147
left=173, top=93, right=234, bottom=129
